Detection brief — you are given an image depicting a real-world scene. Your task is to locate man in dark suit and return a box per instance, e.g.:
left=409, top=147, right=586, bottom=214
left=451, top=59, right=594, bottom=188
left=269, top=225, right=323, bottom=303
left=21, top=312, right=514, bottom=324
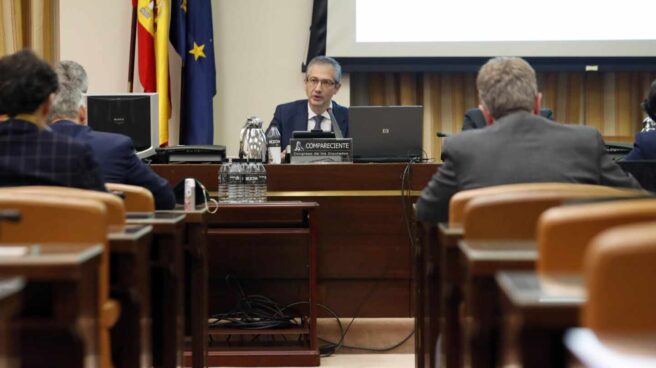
left=270, top=56, right=348, bottom=151
left=49, top=61, right=175, bottom=210
left=462, top=106, right=553, bottom=130
left=0, top=50, right=106, bottom=191
left=624, top=131, right=656, bottom=160
left=624, top=80, right=656, bottom=160
left=416, top=57, right=640, bottom=223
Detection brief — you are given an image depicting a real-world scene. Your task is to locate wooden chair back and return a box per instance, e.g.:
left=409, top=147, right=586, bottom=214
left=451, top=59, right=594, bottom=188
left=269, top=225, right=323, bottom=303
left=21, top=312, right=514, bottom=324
left=0, top=193, right=107, bottom=244
left=449, top=183, right=638, bottom=227
left=2, top=186, right=125, bottom=226
left=106, top=183, right=155, bottom=213
left=462, top=189, right=642, bottom=240
left=0, top=188, right=121, bottom=368
left=537, top=198, right=656, bottom=273
left=583, top=221, right=656, bottom=333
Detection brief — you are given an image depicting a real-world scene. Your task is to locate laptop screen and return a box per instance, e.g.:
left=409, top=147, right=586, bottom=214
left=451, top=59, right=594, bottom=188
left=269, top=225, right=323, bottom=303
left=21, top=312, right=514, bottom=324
left=348, top=106, right=423, bottom=162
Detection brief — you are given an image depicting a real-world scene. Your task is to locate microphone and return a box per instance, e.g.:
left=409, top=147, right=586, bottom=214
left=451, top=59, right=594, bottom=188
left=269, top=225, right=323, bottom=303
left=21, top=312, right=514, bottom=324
left=327, top=107, right=343, bottom=138
left=0, top=210, right=21, bottom=223
left=436, top=132, right=449, bottom=138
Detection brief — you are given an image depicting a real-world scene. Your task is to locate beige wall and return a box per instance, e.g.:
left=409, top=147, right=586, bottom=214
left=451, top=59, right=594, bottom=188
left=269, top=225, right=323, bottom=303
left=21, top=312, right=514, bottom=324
left=59, top=1, right=133, bottom=93
left=59, top=0, right=350, bottom=156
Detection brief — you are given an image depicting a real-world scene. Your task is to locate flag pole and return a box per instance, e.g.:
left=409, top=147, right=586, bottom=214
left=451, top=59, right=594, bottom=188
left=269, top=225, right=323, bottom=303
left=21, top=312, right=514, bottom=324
left=128, top=1, right=138, bottom=92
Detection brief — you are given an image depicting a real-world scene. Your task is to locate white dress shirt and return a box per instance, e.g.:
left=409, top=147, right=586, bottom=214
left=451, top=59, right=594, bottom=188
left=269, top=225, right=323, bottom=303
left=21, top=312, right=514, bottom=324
left=307, top=102, right=332, bottom=132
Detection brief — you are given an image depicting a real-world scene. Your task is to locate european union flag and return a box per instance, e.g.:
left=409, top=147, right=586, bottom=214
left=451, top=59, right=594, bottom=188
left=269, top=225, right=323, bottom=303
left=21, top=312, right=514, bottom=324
left=170, top=0, right=216, bottom=145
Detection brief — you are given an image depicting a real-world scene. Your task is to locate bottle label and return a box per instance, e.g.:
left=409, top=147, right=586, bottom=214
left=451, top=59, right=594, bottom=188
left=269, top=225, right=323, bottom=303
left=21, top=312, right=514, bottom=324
left=267, top=138, right=281, bottom=147
left=268, top=147, right=281, bottom=164
left=184, top=178, right=196, bottom=211
left=244, top=174, right=259, bottom=183
left=228, top=174, right=242, bottom=185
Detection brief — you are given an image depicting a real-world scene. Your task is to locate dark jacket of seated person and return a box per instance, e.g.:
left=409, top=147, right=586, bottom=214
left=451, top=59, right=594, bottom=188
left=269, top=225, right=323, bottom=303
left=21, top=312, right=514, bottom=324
left=50, top=120, right=176, bottom=210
left=624, top=130, right=656, bottom=160
left=271, top=99, right=349, bottom=150
left=462, top=107, right=553, bottom=131
left=0, top=118, right=107, bottom=191
left=0, top=50, right=106, bottom=191
left=416, top=111, right=642, bottom=224
left=418, top=57, right=640, bottom=224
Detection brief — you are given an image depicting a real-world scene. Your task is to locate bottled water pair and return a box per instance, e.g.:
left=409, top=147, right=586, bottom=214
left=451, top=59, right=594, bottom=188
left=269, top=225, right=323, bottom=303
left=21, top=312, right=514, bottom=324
left=218, top=159, right=267, bottom=203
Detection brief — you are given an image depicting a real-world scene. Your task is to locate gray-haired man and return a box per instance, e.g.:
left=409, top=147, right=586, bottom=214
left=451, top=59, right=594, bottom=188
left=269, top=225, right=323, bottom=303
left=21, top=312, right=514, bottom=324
left=415, top=56, right=641, bottom=223
left=269, top=56, right=349, bottom=151
left=49, top=61, right=175, bottom=209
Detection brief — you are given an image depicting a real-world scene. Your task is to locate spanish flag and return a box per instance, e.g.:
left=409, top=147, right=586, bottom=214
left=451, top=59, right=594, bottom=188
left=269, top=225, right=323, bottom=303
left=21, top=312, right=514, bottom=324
left=134, top=0, right=170, bottom=146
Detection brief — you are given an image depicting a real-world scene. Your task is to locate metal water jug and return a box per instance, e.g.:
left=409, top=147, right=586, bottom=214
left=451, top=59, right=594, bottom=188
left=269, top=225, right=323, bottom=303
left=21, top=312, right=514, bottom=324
left=239, top=116, right=267, bottom=162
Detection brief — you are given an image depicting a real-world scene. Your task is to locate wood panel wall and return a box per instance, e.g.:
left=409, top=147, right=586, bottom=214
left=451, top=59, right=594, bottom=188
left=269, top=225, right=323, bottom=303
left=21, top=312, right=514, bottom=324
left=351, top=71, right=656, bottom=161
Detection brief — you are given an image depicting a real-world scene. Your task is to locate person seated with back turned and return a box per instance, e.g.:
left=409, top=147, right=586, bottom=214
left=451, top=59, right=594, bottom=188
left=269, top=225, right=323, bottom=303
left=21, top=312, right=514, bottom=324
left=270, top=56, right=348, bottom=152
left=624, top=80, right=656, bottom=160
left=0, top=50, right=106, bottom=190
left=48, top=61, right=175, bottom=209
left=462, top=106, right=553, bottom=130
left=415, top=56, right=641, bottom=223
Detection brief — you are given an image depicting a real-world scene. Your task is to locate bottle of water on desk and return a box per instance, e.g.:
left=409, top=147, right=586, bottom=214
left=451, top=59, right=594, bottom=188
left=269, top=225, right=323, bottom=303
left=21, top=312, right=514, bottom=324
left=227, top=159, right=243, bottom=203
left=243, top=160, right=258, bottom=203
left=255, top=162, right=267, bottom=202
left=239, top=159, right=248, bottom=202
left=266, top=124, right=281, bottom=164
left=218, top=160, right=230, bottom=203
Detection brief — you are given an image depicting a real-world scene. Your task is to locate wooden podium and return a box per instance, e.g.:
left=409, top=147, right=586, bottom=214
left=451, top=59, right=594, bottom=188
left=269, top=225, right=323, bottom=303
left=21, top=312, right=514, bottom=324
left=205, top=202, right=319, bottom=367
left=153, top=163, right=438, bottom=366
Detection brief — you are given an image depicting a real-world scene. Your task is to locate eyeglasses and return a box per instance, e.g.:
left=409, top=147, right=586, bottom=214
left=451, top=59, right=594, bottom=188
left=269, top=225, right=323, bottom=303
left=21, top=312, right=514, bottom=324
left=305, top=77, right=338, bottom=88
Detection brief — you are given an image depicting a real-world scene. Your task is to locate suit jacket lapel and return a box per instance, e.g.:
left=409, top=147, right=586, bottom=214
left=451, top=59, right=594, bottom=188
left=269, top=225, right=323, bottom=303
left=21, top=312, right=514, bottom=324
left=292, top=102, right=308, bottom=133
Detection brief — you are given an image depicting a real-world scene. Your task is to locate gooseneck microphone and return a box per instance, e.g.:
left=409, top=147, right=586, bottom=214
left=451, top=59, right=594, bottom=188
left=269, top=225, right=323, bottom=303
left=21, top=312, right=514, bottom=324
left=327, top=108, right=343, bottom=138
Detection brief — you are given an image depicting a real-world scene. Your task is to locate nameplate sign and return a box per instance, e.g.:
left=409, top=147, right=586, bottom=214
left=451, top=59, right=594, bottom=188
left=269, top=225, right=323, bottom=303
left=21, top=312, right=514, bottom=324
left=289, top=138, right=353, bottom=163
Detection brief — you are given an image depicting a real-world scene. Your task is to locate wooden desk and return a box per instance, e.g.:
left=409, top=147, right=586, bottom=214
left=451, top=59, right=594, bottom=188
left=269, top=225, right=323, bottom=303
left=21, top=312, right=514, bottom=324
left=436, top=224, right=464, bottom=368
left=159, top=207, right=209, bottom=368
left=153, top=163, right=437, bottom=318
left=565, top=329, right=656, bottom=368
left=108, top=224, right=153, bottom=368
left=0, top=243, right=103, bottom=368
left=0, top=277, right=24, bottom=368
left=126, top=213, right=186, bottom=368
left=458, top=240, right=537, bottom=368
left=414, top=222, right=434, bottom=368
left=207, top=202, right=319, bottom=367
left=415, top=221, right=464, bottom=368
left=497, top=271, right=584, bottom=368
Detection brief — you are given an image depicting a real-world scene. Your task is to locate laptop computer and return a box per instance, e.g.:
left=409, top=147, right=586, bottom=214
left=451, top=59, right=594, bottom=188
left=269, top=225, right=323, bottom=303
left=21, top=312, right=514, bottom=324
left=349, top=106, right=423, bottom=162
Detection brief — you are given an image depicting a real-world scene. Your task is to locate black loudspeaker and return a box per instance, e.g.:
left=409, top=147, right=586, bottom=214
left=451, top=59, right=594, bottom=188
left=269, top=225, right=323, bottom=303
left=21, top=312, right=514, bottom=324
left=86, top=93, right=159, bottom=159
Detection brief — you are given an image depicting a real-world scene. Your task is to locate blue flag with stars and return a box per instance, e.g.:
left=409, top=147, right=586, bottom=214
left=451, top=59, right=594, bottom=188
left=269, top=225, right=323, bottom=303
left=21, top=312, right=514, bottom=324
left=170, top=0, right=216, bottom=145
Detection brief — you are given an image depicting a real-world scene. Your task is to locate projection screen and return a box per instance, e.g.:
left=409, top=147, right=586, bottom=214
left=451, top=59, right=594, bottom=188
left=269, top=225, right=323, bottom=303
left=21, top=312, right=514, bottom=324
left=327, top=0, right=656, bottom=58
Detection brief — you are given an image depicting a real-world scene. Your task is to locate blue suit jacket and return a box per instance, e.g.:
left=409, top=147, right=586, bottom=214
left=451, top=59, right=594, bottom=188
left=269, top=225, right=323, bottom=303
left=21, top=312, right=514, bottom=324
left=270, top=99, right=349, bottom=149
left=624, top=130, right=656, bottom=160
left=50, top=120, right=175, bottom=210
left=0, top=118, right=106, bottom=191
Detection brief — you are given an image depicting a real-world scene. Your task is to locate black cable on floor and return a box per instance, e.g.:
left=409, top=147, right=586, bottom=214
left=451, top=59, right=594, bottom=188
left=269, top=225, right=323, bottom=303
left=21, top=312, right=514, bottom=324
left=318, top=329, right=415, bottom=352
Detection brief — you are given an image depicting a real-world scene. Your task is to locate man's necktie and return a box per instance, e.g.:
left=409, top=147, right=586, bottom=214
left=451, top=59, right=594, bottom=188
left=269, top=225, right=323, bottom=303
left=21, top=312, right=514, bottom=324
left=312, top=115, right=323, bottom=131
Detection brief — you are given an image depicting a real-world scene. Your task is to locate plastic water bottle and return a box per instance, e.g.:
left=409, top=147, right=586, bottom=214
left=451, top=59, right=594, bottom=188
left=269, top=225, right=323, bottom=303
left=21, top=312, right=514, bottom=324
left=243, top=161, right=258, bottom=203
left=255, top=162, right=267, bottom=202
left=238, top=159, right=248, bottom=202
left=227, top=159, right=243, bottom=202
left=218, top=161, right=230, bottom=203
left=266, top=124, right=281, bottom=164
left=184, top=178, right=196, bottom=211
